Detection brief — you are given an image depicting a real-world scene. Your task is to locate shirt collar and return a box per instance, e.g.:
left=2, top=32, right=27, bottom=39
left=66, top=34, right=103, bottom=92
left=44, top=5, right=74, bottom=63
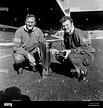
left=23, top=25, right=35, bottom=32
left=69, top=25, right=75, bottom=35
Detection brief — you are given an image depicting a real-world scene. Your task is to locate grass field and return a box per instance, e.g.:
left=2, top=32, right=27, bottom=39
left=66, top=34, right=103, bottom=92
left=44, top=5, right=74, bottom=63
left=0, top=32, right=103, bottom=105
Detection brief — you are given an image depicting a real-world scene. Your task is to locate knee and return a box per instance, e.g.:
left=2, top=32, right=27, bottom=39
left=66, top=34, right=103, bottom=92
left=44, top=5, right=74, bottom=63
left=68, top=54, right=75, bottom=63
left=83, top=59, right=91, bottom=66
left=13, top=53, right=25, bottom=63
left=91, top=55, right=94, bottom=63
left=85, top=55, right=95, bottom=66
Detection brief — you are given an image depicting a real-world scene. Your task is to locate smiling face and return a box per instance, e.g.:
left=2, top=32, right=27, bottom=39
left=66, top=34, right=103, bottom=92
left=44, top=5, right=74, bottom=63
left=62, top=19, right=73, bottom=34
left=25, top=17, right=36, bottom=31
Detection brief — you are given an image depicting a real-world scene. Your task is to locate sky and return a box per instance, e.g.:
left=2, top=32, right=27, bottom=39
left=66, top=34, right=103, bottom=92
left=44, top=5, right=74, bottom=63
left=58, top=0, right=103, bottom=11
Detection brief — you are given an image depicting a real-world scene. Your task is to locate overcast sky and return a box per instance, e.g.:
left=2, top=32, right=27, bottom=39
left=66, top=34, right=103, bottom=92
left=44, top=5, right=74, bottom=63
left=58, top=0, right=103, bottom=11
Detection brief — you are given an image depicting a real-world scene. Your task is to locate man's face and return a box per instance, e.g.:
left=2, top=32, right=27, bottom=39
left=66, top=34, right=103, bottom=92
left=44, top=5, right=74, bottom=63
left=62, top=20, right=73, bottom=33
left=26, top=17, right=36, bottom=31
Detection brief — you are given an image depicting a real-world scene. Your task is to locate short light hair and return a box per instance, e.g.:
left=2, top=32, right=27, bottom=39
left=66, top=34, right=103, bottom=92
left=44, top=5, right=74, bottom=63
left=60, top=16, right=73, bottom=23
left=25, top=14, right=36, bottom=21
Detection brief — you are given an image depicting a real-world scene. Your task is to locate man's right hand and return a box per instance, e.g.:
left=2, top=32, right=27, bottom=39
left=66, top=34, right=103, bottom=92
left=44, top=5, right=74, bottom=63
left=27, top=53, right=36, bottom=65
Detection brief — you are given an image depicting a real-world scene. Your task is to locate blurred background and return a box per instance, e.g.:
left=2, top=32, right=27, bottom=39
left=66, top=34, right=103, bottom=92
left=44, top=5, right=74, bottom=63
left=0, top=0, right=64, bottom=30
left=1, top=0, right=103, bottom=30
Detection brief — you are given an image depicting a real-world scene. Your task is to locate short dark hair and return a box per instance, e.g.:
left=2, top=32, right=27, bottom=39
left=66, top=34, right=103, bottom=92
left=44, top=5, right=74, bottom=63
left=60, top=16, right=73, bottom=23
left=25, top=14, right=36, bottom=21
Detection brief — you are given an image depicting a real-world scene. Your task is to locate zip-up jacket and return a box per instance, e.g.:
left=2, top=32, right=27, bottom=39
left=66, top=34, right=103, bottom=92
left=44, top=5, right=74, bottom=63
left=63, top=28, right=95, bottom=54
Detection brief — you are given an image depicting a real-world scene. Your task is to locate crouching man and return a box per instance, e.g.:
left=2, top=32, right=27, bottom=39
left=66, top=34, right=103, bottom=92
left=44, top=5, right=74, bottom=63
left=12, top=14, right=46, bottom=77
left=52, top=16, right=95, bottom=81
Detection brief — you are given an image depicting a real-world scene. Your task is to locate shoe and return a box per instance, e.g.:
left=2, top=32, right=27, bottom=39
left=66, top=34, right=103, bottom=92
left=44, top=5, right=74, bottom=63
left=17, top=68, right=23, bottom=74
left=70, top=69, right=78, bottom=78
left=78, top=69, right=87, bottom=82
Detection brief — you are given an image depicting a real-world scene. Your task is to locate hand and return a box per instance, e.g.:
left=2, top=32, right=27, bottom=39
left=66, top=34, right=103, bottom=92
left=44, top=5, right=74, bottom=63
left=27, top=53, right=36, bottom=65
left=50, top=49, right=59, bottom=55
left=63, top=50, right=71, bottom=59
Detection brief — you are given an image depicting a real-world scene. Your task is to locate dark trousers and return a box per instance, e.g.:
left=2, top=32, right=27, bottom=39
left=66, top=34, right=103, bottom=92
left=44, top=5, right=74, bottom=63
left=56, top=52, right=94, bottom=71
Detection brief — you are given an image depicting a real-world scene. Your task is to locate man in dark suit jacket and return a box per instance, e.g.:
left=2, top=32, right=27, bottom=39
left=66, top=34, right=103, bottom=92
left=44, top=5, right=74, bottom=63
left=54, top=16, right=95, bottom=81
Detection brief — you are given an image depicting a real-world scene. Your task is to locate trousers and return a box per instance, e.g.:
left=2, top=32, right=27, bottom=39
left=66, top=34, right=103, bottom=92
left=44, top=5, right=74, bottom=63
left=56, top=52, right=94, bottom=71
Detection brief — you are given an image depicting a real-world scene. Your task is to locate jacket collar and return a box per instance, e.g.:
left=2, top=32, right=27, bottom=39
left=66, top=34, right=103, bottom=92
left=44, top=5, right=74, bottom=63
left=69, top=25, right=75, bottom=35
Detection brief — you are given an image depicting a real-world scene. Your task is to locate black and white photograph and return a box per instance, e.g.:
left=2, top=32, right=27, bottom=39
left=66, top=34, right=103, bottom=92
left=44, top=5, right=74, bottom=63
left=0, top=0, right=102, bottom=107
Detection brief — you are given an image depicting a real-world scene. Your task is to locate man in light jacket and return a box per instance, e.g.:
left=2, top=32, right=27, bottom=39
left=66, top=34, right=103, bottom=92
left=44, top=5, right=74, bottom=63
left=13, top=14, right=47, bottom=77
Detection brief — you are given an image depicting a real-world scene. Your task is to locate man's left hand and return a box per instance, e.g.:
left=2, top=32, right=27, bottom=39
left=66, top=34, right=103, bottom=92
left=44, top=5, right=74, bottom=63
left=63, top=50, right=71, bottom=59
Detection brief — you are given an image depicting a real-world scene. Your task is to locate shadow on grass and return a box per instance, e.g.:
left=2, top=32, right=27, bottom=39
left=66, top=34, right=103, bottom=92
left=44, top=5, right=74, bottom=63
left=50, top=60, right=75, bottom=78
left=0, top=86, right=31, bottom=101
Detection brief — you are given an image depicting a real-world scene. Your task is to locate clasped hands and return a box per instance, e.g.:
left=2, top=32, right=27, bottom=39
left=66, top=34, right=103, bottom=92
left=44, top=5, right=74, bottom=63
left=27, top=48, right=71, bottom=64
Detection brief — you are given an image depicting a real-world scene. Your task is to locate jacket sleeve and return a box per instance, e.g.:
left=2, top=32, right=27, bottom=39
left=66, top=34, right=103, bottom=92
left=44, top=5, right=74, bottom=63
left=38, top=29, right=46, bottom=43
left=13, top=29, right=22, bottom=49
left=72, top=31, right=93, bottom=54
